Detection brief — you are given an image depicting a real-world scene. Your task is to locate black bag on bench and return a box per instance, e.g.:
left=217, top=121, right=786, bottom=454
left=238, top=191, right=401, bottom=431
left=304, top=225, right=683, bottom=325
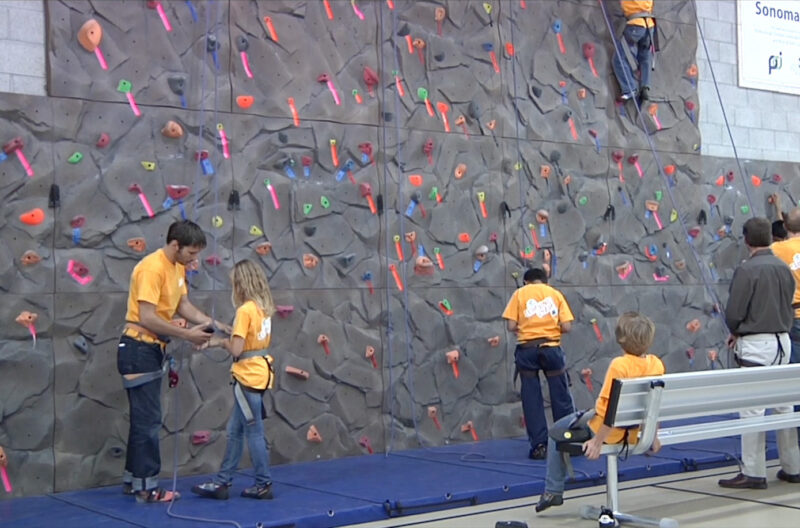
left=550, top=409, right=595, bottom=456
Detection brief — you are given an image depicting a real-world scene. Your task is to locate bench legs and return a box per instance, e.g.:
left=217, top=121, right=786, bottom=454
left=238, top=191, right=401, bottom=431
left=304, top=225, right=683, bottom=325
left=578, top=455, right=679, bottom=528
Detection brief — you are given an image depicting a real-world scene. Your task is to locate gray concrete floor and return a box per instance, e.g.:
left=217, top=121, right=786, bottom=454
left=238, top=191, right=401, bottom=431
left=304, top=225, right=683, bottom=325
left=348, top=463, right=800, bottom=527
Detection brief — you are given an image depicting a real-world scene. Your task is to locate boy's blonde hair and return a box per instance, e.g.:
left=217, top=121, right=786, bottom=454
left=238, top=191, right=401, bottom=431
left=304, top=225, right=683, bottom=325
left=231, top=260, right=275, bottom=317
left=615, top=312, right=655, bottom=356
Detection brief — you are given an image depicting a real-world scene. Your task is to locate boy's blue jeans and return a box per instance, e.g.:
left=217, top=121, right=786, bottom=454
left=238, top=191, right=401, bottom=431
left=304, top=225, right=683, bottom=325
left=215, top=386, right=272, bottom=487
left=611, top=25, right=653, bottom=96
left=515, top=344, right=575, bottom=449
left=544, top=412, right=594, bottom=494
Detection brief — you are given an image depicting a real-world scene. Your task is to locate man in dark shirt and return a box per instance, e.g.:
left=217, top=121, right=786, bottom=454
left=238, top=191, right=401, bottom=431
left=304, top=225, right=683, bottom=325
left=719, top=217, right=800, bottom=489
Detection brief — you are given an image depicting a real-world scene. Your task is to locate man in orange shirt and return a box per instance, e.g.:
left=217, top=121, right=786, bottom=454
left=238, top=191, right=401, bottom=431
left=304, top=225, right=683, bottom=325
left=503, top=268, right=575, bottom=459
left=536, top=312, right=665, bottom=512
left=118, top=220, right=230, bottom=503
left=771, top=208, right=800, bottom=365
left=611, top=0, right=655, bottom=102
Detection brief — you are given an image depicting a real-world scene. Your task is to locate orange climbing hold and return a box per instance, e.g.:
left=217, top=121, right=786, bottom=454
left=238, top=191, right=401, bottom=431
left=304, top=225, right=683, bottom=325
left=161, top=120, right=183, bottom=138
left=307, top=425, right=323, bottom=443
left=303, top=253, right=319, bottom=268
left=127, top=237, right=146, bottom=252
left=77, top=19, right=103, bottom=51
left=686, top=319, right=701, bottom=333
left=408, top=174, right=423, bottom=187
left=454, top=163, right=467, bottom=179
left=255, top=242, right=272, bottom=256
left=20, top=208, right=45, bottom=226
left=751, top=175, right=762, bottom=187
left=487, top=336, right=500, bottom=347
left=461, top=421, right=479, bottom=441
left=286, top=366, right=310, bottom=379
left=20, top=250, right=41, bottom=266
left=236, top=95, right=254, bottom=109
left=446, top=350, right=460, bottom=378
left=15, top=311, right=38, bottom=327
left=458, top=232, right=471, bottom=243
left=664, top=164, right=676, bottom=176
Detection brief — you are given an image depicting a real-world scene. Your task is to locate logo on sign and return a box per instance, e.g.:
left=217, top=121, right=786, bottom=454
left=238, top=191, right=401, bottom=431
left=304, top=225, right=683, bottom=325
left=768, top=52, right=783, bottom=74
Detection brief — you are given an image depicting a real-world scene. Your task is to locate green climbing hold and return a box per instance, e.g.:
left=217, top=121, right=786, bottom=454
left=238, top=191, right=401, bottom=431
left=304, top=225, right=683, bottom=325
left=303, top=203, right=313, bottom=215
left=578, top=196, right=588, bottom=206
left=440, top=299, right=452, bottom=311
left=417, top=87, right=429, bottom=101
left=433, top=247, right=441, bottom=254
left=320, top=196, right=330, bottom=209
left=655, top=190, right=662, bottom=201
left=740, top=205, right=750, bottom=214
left=117, top=79, right=132, bottom=93
left=429, top=186, right=439, bottom=200
left=67, top=152, right=83, bottom=164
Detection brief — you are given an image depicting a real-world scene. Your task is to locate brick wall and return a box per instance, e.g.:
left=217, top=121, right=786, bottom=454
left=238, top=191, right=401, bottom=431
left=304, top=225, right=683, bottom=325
left=696, top=0, right=800, bottom=163
left=0, top=0, right=46, bottom=96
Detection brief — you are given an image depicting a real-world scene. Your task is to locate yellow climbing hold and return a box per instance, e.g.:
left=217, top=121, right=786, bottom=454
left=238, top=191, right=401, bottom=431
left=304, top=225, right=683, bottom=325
left=249, top=225, right=264, bottom=236
left=212, top=216, right=224, bottom=228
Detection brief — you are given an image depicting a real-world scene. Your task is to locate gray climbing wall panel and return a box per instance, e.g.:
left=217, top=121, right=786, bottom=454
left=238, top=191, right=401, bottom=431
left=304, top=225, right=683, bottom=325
left=0, top=0, right=785, bottom=497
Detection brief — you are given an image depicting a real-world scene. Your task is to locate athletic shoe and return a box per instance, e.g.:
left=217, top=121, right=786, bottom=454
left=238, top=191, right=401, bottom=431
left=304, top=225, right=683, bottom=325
left=191, top=482, right=230, bottom=500
left=241, top=483, right=273, bottom=500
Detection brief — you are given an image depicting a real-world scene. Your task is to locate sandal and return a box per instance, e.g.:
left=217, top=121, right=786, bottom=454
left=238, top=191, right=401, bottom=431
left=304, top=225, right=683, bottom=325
left=135, top=487, right=181, bottom=504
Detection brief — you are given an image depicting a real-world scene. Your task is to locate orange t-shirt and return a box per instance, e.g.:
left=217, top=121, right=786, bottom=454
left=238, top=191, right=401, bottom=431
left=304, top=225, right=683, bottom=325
left=230, top=300, right=273, bottom=390
left=502, top=283, right=574, bottom=345
left=771, top=238, right=800, bottom=318
left=125, top=249, right=187, bottom=324
left=589, top=353, right=665, bottom=444
left=621, top=0, right=654, bottom=28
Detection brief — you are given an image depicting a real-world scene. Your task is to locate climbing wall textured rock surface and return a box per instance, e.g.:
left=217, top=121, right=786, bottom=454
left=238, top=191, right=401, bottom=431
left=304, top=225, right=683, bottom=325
left=0, top=0, right=778, bottom=496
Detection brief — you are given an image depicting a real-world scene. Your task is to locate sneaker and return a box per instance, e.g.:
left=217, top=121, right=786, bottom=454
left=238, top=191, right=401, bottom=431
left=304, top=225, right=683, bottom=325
left=718, top=473, right=767, bottom=489
left=534, top=492, right=563, bottom=512
left=598, top=506, right=618, bottom=527
left=242, top=483, right=273, bottom=500
left=618, top=91, right=636, bottom=101
left=638, top=86, right=650, bottom=102
left=529, top=444, right=547, bottom=460
left=777, top=469, right=800, bottom=483
left=135, top=487, right=181, bottom=503
left=122, top=482, right=134, bottom=495
left=191, top=482, right=230, bottom=500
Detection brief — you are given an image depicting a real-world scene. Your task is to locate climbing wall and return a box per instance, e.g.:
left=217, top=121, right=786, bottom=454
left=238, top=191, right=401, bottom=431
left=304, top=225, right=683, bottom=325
left=0, top=0, right=788, bottom=497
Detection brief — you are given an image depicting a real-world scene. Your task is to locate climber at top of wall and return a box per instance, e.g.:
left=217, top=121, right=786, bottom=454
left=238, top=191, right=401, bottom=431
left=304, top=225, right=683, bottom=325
left=610, top=0, right=657, bottom=104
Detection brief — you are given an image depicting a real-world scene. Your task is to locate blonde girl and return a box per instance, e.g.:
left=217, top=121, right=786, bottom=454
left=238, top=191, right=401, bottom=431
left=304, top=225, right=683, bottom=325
left=192, top=260, right=276, bottom=501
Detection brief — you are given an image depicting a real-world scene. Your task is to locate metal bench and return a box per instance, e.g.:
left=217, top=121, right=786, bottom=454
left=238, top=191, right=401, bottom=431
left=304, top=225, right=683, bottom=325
left=565, top=363, right=800, bottom=527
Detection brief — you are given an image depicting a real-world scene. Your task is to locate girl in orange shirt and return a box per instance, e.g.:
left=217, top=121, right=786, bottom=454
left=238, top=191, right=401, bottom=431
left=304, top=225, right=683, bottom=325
left=192, top=260, right=276, bottom=500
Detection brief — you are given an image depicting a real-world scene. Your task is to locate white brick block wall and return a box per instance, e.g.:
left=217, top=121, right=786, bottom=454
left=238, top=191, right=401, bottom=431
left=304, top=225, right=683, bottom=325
left=698, top=0, right=800, bottom=163
left=0, top=0, right=45, bottom=96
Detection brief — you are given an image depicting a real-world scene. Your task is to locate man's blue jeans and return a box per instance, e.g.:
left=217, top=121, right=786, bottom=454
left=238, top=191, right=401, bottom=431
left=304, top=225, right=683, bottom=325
left=789, top=318, right=800, bottom=364
left=215, top=386, right=272, bottom=487
left=611, top=25, right=653, bottom=96
left=515, top=344, right=575, bottom=449
left=544, top=412, right=593, bottom=494
left=117, top=336, right=164, bottom=492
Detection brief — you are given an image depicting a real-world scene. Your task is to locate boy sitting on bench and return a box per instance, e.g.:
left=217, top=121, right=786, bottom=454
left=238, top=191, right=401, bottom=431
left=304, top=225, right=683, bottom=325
left=536, top=312, right=665, bottom=512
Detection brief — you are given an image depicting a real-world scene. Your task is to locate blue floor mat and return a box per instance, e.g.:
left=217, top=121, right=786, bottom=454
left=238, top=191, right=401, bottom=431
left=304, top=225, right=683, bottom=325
left=3, top=423, right=779, bottom=528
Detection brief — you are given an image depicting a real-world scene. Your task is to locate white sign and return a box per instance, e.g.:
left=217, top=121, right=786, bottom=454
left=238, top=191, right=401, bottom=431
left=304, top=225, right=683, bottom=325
left=737, top=0, right=800, bottom=95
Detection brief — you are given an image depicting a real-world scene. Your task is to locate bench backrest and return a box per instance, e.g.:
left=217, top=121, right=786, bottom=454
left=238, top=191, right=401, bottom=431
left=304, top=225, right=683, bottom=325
left=605, top=363, right=800, bottom=428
